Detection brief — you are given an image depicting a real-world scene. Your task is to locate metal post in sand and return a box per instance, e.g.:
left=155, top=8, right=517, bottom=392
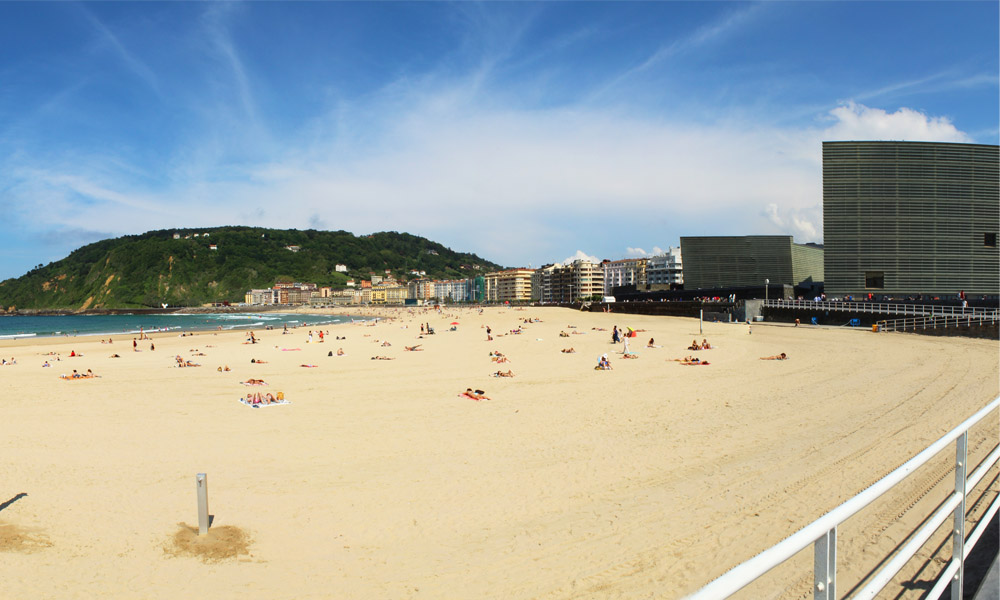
left=196, top=473, right=209, bottom=535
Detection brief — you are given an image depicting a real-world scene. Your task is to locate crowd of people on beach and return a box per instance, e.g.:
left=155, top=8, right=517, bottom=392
left=18, top=305, right=797, bottom=412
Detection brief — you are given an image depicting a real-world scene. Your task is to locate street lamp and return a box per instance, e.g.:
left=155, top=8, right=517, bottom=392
left=765, top=279, right=769, bottom=304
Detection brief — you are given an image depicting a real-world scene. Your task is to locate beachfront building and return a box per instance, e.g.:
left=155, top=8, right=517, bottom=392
left=274, top=282, right=318, bottom=305
left=484, top=269, right=536, bottom=303
left=434, top=279, right=471, bottom=303
left=536, top=260, right=604, bottom=302
left=472, top=275, right=486, bottom=302
left=383, top=285, right=408, bottom=305
left=823, top=141, right=999, bottom=297
left=370, top=284, right=407, bottom=304
left=407, top=279, right=435, bottom=301
left=245, top=288, right=277, bottom=305
left=647, top=247, right=683, bottom=287
left=680, top=236, right=823, bottom=290
left=601, top=258, right=648, bottom=295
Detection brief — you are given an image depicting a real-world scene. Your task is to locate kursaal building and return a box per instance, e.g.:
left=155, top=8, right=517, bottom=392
left=823, top=141, right=999, bottom=297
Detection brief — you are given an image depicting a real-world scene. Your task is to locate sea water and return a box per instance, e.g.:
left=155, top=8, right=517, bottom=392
left=0, top=312, right=361, bottom=340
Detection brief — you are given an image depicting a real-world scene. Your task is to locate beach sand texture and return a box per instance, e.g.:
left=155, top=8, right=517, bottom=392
left=0, top=306, right=996, bottom=599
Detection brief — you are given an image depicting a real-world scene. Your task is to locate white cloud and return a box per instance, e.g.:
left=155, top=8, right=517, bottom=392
left=625, top=246, right=665, bottom=258
left=823, top=101, right=972, bottom=143
left=560, top=250, right=600, bottom=265
left=2, top=94, right=973, bottom=267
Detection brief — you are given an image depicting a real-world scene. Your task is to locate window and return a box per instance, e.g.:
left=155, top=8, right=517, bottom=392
left=986, top=233, right=997, bottom=248
left=865, top=271, right=885, bottom=289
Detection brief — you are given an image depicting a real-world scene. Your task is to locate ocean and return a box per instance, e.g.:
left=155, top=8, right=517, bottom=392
left=0, top=312, right=362, bottom=340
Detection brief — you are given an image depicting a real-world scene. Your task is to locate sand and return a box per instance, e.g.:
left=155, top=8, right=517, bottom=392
left=0, top=306, right=996, bottom=599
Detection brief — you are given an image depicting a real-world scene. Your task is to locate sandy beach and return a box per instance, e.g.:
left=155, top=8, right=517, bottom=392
left=0, top=306, right=996, bottom=599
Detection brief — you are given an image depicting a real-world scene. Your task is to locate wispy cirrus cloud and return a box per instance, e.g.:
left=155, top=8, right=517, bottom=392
left=79, top=4, right=161, bottom=95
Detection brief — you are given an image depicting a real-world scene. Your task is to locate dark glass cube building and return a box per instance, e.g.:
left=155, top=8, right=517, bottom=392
left=823, top=141, right=999, bottom=297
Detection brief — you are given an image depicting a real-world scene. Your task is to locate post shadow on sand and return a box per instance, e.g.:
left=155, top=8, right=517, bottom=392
left=0, top=493, right=27, bottom=513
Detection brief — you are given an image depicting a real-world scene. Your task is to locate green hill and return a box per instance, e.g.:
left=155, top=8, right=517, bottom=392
left=0, top=227, right=502, bottom=310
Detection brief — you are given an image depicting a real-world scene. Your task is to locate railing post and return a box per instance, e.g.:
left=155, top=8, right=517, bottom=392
left=951, top=433, right=967, bottom=600
left=814, top=527, right=837, bottom=599
left=197, top=473, right=210, bottom=535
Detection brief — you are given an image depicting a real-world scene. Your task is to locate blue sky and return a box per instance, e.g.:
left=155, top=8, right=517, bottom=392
left=1, top=1, right=997, bottom=280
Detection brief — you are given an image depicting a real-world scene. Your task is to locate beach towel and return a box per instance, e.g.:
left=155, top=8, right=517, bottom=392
left=459, top=393, right=487, bottom=401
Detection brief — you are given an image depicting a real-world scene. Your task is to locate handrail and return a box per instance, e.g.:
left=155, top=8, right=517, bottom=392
left=764, top=299, right=998, bottom=319
left=876, top=313, right=998, bottom=333
left=687, top=396, right=1000, bottom=599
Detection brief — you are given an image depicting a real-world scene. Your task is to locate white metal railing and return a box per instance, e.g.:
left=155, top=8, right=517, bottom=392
left=877, top=313, right=1000, bottom=333
left=687, top=396, right=1000, bottom=600
left=764, top=299, right=999, bottom=319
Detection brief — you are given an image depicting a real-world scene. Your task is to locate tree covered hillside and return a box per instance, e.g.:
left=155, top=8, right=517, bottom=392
left=0, top=227, right=502, bottom=310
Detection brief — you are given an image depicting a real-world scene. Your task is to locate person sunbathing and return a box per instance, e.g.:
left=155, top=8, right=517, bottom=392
left=494, top=370, right=515, bottom=377
left=647, top=338, right=661, bottom=348
left=337, top=348, right=345, bottom=356
left=623, top=353, right=639, bottom=359
left=559, top=331, right=570, bottom=337
left=184, top=361, right=200, bottom=367
left=595, top=354, right=612, bottom=370
left=561, top=348, right=576, bottom=353
left=760, top=353, right=788, bottom=360
left=110, top=354, right=120, bottom=358
left=679, top=356, right=709, bottom=365
left=463, top=388, right=490, bottom=400
left=701, top=339, right=713, bottom=349
left=688, top=340, right=702, bottom=350
left=243, top=378, right=267, bottom=385
left=381, top=341, right=392, bottom=347
left=371, top=356, right=394, bottom=360
left=404, top=345, right=423, bottom=351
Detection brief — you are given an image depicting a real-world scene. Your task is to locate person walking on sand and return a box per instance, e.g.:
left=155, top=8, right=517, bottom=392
left=133, top=338, right=138, bottom=351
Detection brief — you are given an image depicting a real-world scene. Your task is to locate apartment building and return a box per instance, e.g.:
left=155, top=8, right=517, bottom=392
left=536, top=260, right=604, bottom=302
left=484, top=268, right=536, bottom=303
left=646, top=248, right=683, bottom=287
left=601, top=258, right=648, bottom=295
